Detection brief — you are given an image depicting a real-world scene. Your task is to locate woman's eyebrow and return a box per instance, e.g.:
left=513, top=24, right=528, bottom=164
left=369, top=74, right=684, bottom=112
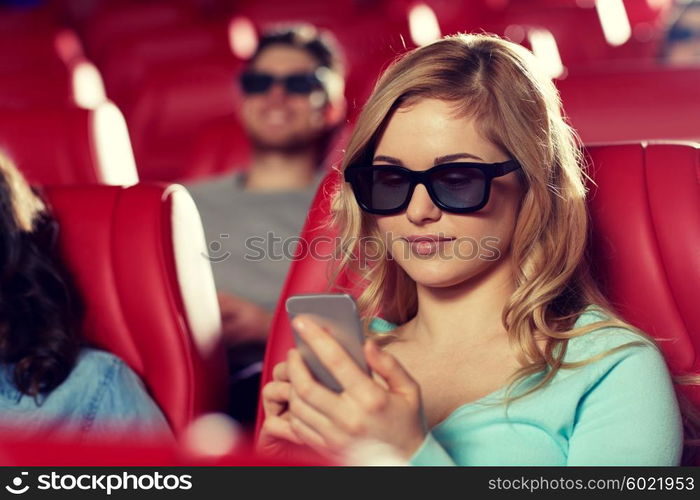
left=373, top=155, right=404, bottom=165
left=434, top=152, right=484, bottom=164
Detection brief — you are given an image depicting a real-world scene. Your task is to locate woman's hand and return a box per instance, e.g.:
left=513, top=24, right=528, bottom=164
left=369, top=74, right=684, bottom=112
left=285, top=315, right=427, bottom=462
left=257, top=360, right=304, bottom=456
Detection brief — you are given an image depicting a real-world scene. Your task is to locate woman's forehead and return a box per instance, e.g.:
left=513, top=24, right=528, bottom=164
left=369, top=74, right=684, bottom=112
left=375, top=98, right=506, bottom=163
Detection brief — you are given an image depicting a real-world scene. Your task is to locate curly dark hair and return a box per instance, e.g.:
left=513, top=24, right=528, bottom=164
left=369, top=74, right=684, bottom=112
left=0, top=152, right=82, bottom=398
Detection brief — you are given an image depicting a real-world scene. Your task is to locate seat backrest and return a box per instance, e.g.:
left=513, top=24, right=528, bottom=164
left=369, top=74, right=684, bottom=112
left=0, top=28, right=84, bottom=74
left=0, top=69, right=74, bottom=109
left=558, top=66, right=700, bottom=143
left=0, top=102, right=138, bottom=186
left=586, top=142, right=700, bottom=409
left=100, top=22, right=233, bottom=108
left=255, top=141, right=700, bottom=437
left=44, top=183, right=227, bottom=435
left=84, top=1, right=194, bottom=65
left=126, top=56, right=241, bottom=182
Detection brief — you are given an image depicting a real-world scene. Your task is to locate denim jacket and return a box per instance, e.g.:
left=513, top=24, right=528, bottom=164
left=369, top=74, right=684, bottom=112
left=0, top=348, right=171, bottom=440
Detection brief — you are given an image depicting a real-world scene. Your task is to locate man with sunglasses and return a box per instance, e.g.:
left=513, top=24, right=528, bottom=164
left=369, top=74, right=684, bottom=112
left=662, top=0, right=700, bottom=63
left=186, top=25, right=345, bottom=427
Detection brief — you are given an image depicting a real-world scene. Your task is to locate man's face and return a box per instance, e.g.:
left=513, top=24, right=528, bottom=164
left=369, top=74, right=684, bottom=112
left=667, top=7, right=700, bottom=64
left=240, top=44, right=329, bottom=152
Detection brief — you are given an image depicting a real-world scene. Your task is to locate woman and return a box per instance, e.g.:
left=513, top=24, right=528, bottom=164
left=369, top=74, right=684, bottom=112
left=0, top=151, right=170, bottom=440
left=259, top=34, right=697, bottom=465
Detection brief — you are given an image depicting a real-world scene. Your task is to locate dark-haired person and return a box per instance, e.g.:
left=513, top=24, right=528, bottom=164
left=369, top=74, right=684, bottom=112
left=186, top=24, right=346, bottom=425
left=0, top=151, right=170, bottom=440
left=661, top=0, right=700, bottom=64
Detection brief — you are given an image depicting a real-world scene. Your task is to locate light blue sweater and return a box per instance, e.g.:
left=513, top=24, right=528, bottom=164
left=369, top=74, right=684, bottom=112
left=370, top=306, right=683, bottom=466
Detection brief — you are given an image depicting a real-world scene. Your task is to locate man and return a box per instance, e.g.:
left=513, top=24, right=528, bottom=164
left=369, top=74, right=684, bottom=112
left=186, top=24, right=345, bottom=425
left=662, top=0, right=700, bottom=64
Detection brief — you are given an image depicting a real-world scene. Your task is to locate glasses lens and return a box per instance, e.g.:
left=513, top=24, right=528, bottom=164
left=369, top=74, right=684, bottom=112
left=430, top=166, right=486, bottom=210
left=284, top=74, right=320, bottom=94
left=240, top=73, right=274, bottom=93
left=351, top=167, right=411, bottom=212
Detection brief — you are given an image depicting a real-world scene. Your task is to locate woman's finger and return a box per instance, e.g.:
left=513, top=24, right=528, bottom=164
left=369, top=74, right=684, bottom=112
left=288, top=384, right=347, bottom=448
left=259, top=414, right=304, bottom=446
left=289, top=415, right=328, bottom=452
left=286, top=349, right=346, bottom=420
left=261, top=380, right=291, bottom=417
left=272, top=360, right=289, bottom=382
left=293, top=315, right=376, bottom=398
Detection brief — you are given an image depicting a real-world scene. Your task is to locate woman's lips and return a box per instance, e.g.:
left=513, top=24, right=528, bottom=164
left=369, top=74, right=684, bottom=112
left=403, top=235, right=455, bottom=256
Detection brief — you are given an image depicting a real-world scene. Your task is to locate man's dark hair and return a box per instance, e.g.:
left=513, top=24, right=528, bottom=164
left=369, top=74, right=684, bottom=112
left=249, top=24, right=345, bottom=78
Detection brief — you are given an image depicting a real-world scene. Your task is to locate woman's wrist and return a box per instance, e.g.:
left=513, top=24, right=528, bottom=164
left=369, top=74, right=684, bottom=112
left=399, top=430, right=428, bottom=461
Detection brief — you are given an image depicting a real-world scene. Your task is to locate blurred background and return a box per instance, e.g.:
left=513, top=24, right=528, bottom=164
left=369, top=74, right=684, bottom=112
left=1, top=0, right=698, bottom=186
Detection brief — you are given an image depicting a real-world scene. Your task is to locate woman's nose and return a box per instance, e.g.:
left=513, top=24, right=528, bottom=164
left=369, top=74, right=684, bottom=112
left=405, top=183, right=442, bottom=224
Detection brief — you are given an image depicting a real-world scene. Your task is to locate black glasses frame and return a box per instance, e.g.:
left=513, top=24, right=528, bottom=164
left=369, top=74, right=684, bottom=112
left=343, top=160, right=522, bottom=215
left=239, top=71, right=323, bottom=95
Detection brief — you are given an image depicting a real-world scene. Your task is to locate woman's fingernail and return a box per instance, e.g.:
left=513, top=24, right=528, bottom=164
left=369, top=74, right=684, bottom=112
left=292, top=317, right=306, bottom=332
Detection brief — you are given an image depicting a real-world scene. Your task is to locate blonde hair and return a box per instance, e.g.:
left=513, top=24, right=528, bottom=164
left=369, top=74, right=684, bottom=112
left=329, top=33, right=700, bottom=463
left=0, top=151, right=45, bottom=233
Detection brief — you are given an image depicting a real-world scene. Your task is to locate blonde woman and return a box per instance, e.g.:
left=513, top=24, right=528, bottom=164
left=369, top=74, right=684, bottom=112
left=258, top=34, right=696, bottom=465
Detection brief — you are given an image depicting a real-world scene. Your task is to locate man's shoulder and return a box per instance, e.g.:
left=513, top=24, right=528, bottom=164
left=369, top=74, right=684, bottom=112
left=184, top=173, right=243, bottom=201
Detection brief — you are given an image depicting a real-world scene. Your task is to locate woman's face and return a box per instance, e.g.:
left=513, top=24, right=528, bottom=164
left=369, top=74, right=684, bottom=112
left=372, top=98, right=523, bottom=289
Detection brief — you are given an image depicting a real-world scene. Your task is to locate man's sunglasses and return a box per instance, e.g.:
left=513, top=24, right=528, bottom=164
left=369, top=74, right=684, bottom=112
left=344, top=160, right=522, bottom=215
left=668, top=25, right=700, bottom=42
left=240, top=71, right=323, bottom=95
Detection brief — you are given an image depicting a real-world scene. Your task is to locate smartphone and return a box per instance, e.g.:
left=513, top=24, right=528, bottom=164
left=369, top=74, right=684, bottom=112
left=286, top=293, right=369, bottom=393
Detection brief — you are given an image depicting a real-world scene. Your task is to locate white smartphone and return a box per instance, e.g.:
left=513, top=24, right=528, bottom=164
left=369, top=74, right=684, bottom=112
left=286, top=293, right=369, bottom=393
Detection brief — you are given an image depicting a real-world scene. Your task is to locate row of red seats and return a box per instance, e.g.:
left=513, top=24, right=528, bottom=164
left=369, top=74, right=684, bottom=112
left=0, top=0, right=689, bottom=185
left=3, top=59, right=698, bottom=187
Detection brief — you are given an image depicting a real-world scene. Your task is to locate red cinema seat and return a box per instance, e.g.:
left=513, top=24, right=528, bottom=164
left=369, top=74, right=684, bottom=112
left=0, top=5, right=57, bottom=35
left=558, top=65, right=700, bottom=143
left=0, top=29, right=84, bottom=76
left=84, top=1, right=195, bottom=65
left=0, top=28, right=104, bottom=110
left=0, top=102, right=137, bottom=186
left=43, top=182, right=227, bottom=435
left=126, top=57, right=241, bottom=182
left=100, top=22, right=234, bottom=109
left=254, top=142, right=700, bottom=463
left=0, top=430, right=326, bottom=466
left=586, top=142, right=700, bottom=410
left=0, top=69, right=74, bottom=109
left=0, top=59, right=106, bottom=111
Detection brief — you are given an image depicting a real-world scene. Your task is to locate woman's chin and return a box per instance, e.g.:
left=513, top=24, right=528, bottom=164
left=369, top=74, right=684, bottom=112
left=401, top=263, right=482, bottom=290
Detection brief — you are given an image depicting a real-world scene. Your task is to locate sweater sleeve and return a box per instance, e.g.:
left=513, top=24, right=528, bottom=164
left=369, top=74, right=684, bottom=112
left=409, top=432, right=458, bottom=466
left=566, top=343, right=683, bottom=465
